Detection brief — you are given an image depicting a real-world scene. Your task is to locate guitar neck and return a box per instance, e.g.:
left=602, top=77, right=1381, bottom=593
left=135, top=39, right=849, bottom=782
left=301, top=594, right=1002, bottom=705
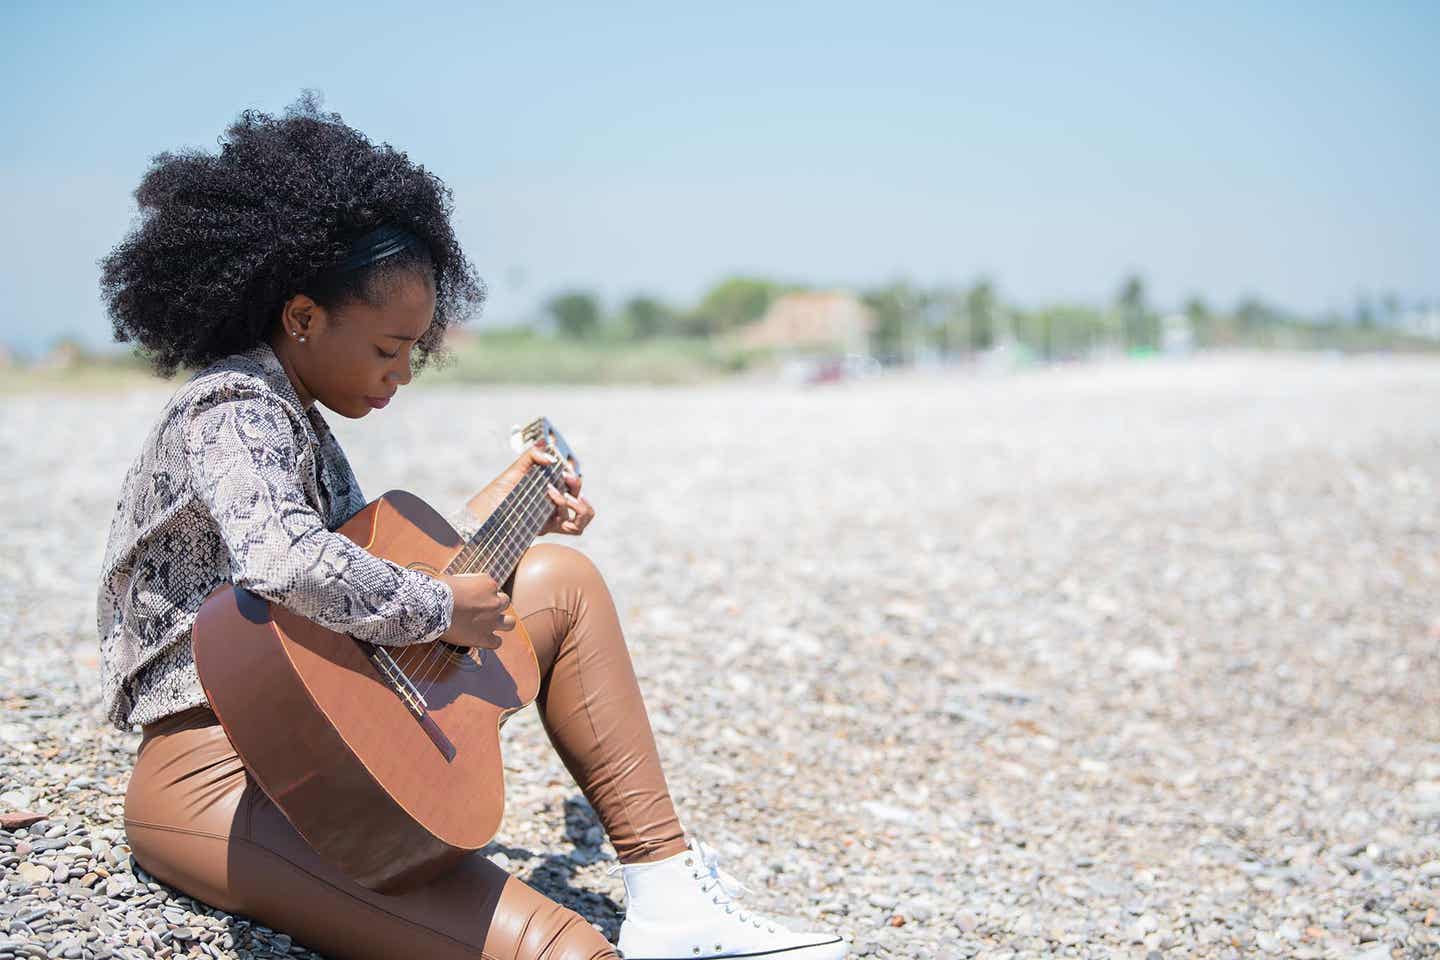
left=445, top=462, right=564, bottom=582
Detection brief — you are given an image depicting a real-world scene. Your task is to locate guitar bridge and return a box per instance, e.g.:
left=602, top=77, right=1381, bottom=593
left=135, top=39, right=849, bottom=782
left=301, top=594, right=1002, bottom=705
left=360, top=644, right=457, bottom=762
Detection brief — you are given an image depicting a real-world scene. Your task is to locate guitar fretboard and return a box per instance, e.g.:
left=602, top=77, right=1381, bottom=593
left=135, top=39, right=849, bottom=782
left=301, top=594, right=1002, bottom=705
left=445, top=461, right=565, bottom=583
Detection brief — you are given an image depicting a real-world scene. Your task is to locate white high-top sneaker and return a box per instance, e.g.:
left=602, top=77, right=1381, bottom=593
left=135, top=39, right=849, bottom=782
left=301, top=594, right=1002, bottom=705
left=611, top=834, right=847, bottom=959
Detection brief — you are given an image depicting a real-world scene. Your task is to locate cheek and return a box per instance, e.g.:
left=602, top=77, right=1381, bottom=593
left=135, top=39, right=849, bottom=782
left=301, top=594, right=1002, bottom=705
left=319, top=347, right=378, bottom=397
left=348, top=342, right=387, bottom=378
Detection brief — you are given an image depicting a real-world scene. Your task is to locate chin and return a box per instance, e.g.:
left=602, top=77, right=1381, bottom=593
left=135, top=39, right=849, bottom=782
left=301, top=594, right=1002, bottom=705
left=324, top=399, right=372, bottom=420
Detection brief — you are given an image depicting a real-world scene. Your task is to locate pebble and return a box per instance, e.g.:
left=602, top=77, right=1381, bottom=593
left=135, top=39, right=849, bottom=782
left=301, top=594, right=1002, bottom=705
left=16, top=863, right=49, bottom=885
left=3, top=356, right=1439, bottom=958
left=1353, top=947, right=1393, bottom=960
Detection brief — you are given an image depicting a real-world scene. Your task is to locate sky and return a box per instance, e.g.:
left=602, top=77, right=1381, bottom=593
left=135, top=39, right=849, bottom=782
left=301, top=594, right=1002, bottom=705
left=2, top=1, right=1437, bottom=355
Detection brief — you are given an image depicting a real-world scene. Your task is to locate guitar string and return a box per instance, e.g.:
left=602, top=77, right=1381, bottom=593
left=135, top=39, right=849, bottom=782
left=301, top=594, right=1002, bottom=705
left=405, top=467, right=556, bottom=695
left=399, top=451, right=561, bottom=690
left=450, top=443, right=564, bottom=577
left=406, top=463, right=565, bottom=697
left=405, top=469, right=554, bottom=698
left=416, top=463, right=564, bottom=695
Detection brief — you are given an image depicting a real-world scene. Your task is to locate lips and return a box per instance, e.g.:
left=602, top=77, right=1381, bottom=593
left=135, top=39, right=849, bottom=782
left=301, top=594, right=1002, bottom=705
left=365, top=396, right=392, bottom=409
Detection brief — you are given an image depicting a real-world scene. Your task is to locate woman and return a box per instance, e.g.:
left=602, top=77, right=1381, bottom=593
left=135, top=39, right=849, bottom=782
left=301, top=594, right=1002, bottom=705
left=94, top=95, right=847, bottom=960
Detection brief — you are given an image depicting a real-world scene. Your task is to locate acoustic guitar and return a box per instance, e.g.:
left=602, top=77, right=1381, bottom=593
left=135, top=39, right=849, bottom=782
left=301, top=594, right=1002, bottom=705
left=191, top=417, right=579, bottom=894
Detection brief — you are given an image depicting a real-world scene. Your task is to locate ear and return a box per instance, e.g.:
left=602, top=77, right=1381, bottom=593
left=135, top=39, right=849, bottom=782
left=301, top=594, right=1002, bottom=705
left=281, top=293, right=331, bottom=339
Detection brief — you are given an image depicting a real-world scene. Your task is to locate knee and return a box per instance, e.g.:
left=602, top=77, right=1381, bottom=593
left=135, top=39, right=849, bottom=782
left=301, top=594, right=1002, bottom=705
left=516, top=543, right=605, bottom=596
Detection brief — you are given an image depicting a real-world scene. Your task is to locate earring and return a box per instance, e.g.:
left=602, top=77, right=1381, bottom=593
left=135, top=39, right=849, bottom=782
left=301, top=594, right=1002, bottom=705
left=298, top=336, right=307, bottom=343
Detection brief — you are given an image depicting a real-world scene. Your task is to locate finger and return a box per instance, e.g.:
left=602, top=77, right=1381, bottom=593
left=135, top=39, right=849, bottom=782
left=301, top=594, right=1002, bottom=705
left=564, top=472, right=582, bottom=494
left=499, top=612, right=516, bottom=631
left=544, top=489, right=566, bottom=531
left=512, top=444, right=555, bottom=474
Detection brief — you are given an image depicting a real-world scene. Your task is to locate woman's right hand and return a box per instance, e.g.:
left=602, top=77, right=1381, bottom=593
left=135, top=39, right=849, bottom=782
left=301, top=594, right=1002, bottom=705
left=436, top=573, right=513, bottom=649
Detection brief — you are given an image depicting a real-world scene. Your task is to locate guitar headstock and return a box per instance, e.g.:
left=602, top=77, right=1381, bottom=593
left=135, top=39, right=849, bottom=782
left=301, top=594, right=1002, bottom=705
left=511, top=417, right=582, bottom=480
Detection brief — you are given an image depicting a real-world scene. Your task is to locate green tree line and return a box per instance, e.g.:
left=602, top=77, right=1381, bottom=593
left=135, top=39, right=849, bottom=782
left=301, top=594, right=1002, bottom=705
left=540, top=273, right=1436, bottom=359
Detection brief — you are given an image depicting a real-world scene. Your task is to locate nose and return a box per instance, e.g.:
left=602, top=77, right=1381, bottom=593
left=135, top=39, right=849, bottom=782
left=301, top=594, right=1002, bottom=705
left=386, top=358, right=413, bottom=387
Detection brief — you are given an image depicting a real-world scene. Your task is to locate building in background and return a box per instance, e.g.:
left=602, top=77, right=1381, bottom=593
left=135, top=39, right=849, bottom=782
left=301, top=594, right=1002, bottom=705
left=737, top=291, right=875, bottom=355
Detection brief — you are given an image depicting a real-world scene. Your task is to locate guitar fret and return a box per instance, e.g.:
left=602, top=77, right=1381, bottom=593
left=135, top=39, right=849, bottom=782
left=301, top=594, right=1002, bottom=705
left=450, top=464, right=562, bottom=583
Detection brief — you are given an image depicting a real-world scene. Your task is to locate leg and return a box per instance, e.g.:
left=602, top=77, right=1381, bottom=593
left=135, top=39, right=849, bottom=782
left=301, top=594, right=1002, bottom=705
left=125, top=706, right=616, bottom=960
left=508, top=544, right=687, bottom=865
left=505, top=548, right=850, bottom=960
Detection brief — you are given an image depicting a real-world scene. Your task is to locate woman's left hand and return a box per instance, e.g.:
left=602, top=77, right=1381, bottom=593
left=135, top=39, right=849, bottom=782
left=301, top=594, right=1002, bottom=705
left=463, top=443, right=595, bottom=538
left=541, top=466, right=594, bottom=536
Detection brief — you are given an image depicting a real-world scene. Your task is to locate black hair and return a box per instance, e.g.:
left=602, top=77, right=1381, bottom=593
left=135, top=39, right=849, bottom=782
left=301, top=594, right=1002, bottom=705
left=99, top=91, right=484, bottom=378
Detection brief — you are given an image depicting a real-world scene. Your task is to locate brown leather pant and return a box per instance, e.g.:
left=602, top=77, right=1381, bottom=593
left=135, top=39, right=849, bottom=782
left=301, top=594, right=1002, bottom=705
left=124, top=544, right=688, bottom=960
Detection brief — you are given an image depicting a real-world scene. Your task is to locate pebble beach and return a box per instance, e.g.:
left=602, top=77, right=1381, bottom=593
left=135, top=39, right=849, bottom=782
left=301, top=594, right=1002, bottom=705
left=1, top=352, right=1438, bottom=959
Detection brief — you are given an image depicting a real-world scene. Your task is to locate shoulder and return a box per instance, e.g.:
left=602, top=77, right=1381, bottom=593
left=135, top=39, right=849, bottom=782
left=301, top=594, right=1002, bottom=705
left=164, top=353, right=307, bottom=452
left=178, top=349, right=284, bottom=408
left=178, top=346, right=302, bottom=418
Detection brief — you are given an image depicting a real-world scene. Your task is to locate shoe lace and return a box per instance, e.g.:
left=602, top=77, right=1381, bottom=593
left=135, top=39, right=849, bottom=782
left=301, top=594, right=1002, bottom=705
left=691, top=837, right=778, bottom=931
left=607, top=835, right=780, bottom=933
left=693, top=836, right=752, bottom=904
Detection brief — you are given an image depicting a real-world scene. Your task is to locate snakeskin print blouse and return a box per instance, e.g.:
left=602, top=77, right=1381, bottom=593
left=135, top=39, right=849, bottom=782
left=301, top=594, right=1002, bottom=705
left=96, top=340, right=484, bottom=731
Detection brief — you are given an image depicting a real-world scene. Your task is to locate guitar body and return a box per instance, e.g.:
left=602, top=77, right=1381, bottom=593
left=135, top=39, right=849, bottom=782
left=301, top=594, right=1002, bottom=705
left=192, top=489, right=541, bottom=895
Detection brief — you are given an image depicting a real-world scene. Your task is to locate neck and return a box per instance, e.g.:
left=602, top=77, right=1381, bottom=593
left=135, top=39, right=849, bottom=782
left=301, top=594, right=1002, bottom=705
left=266, top=333, right=317, bottom=410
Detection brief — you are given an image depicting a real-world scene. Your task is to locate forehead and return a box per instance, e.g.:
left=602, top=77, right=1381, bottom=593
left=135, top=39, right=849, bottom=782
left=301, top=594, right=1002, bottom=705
left=348, top=272, right=436, bottom=339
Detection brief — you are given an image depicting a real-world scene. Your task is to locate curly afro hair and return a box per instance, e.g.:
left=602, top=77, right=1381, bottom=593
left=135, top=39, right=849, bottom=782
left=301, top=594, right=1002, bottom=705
left=100, top=92, right=485, bottom=378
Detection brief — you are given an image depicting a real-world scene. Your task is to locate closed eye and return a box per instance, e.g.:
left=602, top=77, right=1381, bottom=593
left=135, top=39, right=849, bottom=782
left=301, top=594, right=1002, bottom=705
left=376, top=346, right=399, bottom=359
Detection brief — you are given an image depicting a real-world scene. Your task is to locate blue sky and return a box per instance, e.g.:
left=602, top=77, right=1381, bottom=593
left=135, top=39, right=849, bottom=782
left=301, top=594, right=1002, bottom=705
left=2, top=1, right=1436, bottom=354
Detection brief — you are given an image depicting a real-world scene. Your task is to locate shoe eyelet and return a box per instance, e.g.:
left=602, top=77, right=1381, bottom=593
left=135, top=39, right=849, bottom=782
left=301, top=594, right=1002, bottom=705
left=692, top=948, right=700, bottom=955
left=685, top=857, right=693, bottom=866
left=714, top=945, right=722, bottom=951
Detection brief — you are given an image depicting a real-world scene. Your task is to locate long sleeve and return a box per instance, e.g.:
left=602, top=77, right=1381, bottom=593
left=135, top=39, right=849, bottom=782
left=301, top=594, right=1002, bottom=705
left=184, top=387, right=454, bottom=647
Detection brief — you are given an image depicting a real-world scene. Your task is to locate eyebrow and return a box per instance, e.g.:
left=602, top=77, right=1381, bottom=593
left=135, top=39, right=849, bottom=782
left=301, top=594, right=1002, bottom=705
left=383, top=333, right=420, bottom=341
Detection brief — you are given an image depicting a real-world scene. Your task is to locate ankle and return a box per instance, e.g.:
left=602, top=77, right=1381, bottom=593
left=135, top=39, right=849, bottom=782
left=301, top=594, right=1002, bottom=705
left=619, top=842, right=690, bottom=869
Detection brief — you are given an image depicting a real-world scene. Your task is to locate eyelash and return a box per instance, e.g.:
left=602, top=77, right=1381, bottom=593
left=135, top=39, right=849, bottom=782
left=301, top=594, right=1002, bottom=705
left=376, top=347, right=399, bottom=359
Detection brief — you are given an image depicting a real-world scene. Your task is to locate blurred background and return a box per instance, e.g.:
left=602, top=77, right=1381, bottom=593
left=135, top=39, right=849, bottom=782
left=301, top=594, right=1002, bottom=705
left=2, top=1, right=1436, bottom=385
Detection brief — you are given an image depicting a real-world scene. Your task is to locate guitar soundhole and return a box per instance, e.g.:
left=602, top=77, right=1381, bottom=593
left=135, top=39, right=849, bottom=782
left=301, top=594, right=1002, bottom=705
left=431, top=641, right=487, bottom=670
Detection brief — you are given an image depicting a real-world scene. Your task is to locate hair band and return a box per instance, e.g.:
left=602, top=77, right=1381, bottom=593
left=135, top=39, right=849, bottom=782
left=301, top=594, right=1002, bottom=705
left=327, top=224, right=425, bottom=274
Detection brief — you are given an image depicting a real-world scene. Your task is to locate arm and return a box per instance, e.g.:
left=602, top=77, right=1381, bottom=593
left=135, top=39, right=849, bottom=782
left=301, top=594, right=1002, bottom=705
left=184, top=387, right=454, bottom=647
